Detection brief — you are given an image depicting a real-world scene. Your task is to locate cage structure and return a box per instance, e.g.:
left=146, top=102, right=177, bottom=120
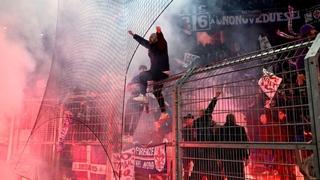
left=12, top=1, right=320, bottom=179
left=14, top=0, right=174, bottom=179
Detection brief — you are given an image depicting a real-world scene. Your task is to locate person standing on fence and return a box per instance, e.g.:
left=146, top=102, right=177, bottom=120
left=219, top=113, right=250, bottom=180
left=128, top=26, right=170, bottom=123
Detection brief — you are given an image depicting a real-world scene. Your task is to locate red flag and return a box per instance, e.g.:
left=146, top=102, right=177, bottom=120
left=72, top=145, right=107, bottom=180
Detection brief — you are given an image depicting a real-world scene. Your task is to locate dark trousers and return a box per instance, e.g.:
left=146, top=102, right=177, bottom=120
left=191, top=148, right=223, bottom=180
left=223, top=161, right=245, bottom=180
left=138, top=70, right=169, bottom=112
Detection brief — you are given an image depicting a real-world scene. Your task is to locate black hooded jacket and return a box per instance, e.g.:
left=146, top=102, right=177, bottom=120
left=219, top=121, right=249, bottom=160
left=192, top=97, right=218, bottom=141
left=133, top=32, right=170, bottom=72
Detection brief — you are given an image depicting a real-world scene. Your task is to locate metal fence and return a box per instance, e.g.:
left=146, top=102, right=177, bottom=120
left=171, top=35, right=320, bottom=180
left=124, top=35, right=320, bottom=179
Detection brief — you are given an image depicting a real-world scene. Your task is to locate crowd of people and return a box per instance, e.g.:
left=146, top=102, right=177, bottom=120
left=123, top=21, right=319, bottom=179
left=182, top=92, right=249, bottom=180
left=251, top=23, right=318, bottom=178
left=179, top=24, right=318, bottom=179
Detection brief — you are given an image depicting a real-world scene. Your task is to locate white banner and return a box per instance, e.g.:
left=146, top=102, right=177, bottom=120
left=258, top=69, right=282, bottom=100
left=113, top=148, right=135, bottom=180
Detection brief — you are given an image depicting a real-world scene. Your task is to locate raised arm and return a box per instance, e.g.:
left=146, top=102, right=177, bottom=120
left=128, top=30, right=150, bottom=49
left=204, top=91, right=221, bottom=115
left=155, top=26, right=167, bottom=51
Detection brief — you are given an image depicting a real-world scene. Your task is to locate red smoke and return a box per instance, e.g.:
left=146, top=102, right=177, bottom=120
left=0, top=30, right=35, bottom=136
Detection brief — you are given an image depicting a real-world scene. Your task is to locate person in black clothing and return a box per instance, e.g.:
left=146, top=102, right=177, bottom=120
left=191, top=91, right=223, bottom=180
left=193, top=91, right=221, bottom=141
left=219, top=114, right=249, bottom=180
left=128, top=26, right=170, bottom=123
left=182, top=113, right=195, bottom=141
left=181, top=113, right=195, bottom=179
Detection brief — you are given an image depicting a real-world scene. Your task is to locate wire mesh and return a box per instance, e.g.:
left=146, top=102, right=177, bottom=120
left=178, top=37, right=318, bottom=179
left=15, top=0, right=173, bottom=179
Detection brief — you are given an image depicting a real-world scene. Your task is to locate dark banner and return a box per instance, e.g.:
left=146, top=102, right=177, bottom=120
left=180, top=5, right=319, bottom=32
left=134, top=143, right=167, bottom=174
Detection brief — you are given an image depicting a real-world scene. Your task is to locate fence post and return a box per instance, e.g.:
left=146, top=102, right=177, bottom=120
left=305, top=34, right=320, bottom=179
left=172, top=66, right=197, bottom=180
left=172, top=84, right=182, bottom=180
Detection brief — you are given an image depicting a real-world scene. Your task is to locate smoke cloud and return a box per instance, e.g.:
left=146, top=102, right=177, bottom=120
left=0, top=0, right=58, bottom=131
left=0, top=30, right=35, bottom=135
left=0, top=0, right=58, bottom=178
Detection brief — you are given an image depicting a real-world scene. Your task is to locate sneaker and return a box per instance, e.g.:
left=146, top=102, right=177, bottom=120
left=159, top=112, right=169, bottom=122
left=162, top=138, right=168, bottom=143
left=133, top=94, right=148, bottom=103
left=123, top=135, right=133, bottom=143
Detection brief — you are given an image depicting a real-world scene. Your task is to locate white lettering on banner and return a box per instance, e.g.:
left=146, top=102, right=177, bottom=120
left=249, top=17, right=255, bottom=24
left=112, top=148, right=135, bottom=180
left=142, top=162, right=155, bottom=169
left=91, top=164, right=107, bottom=175
left=181, top=8, right=301, bottom=31
left=135, top=147, right=154, bottom=156
left=134, top=144, right=167, bottom=174
left=135, top=160, right=142, bottom=168
left=72, top=162, right=106, bottom=175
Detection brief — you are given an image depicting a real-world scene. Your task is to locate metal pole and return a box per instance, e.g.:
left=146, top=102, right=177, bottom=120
left=304, top=34, right=320, bottom=179
left=173, top=66, right=197, bottom=180
left=173, top=85, right=182, bottom=180
left=6, top=116, right=15, bottom=162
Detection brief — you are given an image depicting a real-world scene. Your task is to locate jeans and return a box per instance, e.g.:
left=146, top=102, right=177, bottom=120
left=138, top=70, right=169, bottom=112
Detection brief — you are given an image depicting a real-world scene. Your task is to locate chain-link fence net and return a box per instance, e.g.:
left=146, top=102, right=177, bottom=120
left=15, top=0, right=173, bottom=179
left=178, top=38, right=317, bottom=179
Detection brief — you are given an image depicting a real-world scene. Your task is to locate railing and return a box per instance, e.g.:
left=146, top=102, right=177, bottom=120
left=125, top=34, right=320, bottom=179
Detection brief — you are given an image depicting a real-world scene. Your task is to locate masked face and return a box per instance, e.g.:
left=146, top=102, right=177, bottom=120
left=149, top=33, right=158, bottom=44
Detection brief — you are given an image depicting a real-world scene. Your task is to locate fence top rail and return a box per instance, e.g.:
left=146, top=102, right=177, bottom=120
left=163, top=37, right=314, bottom=86
left=192, top=38, right=313, bottom=75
